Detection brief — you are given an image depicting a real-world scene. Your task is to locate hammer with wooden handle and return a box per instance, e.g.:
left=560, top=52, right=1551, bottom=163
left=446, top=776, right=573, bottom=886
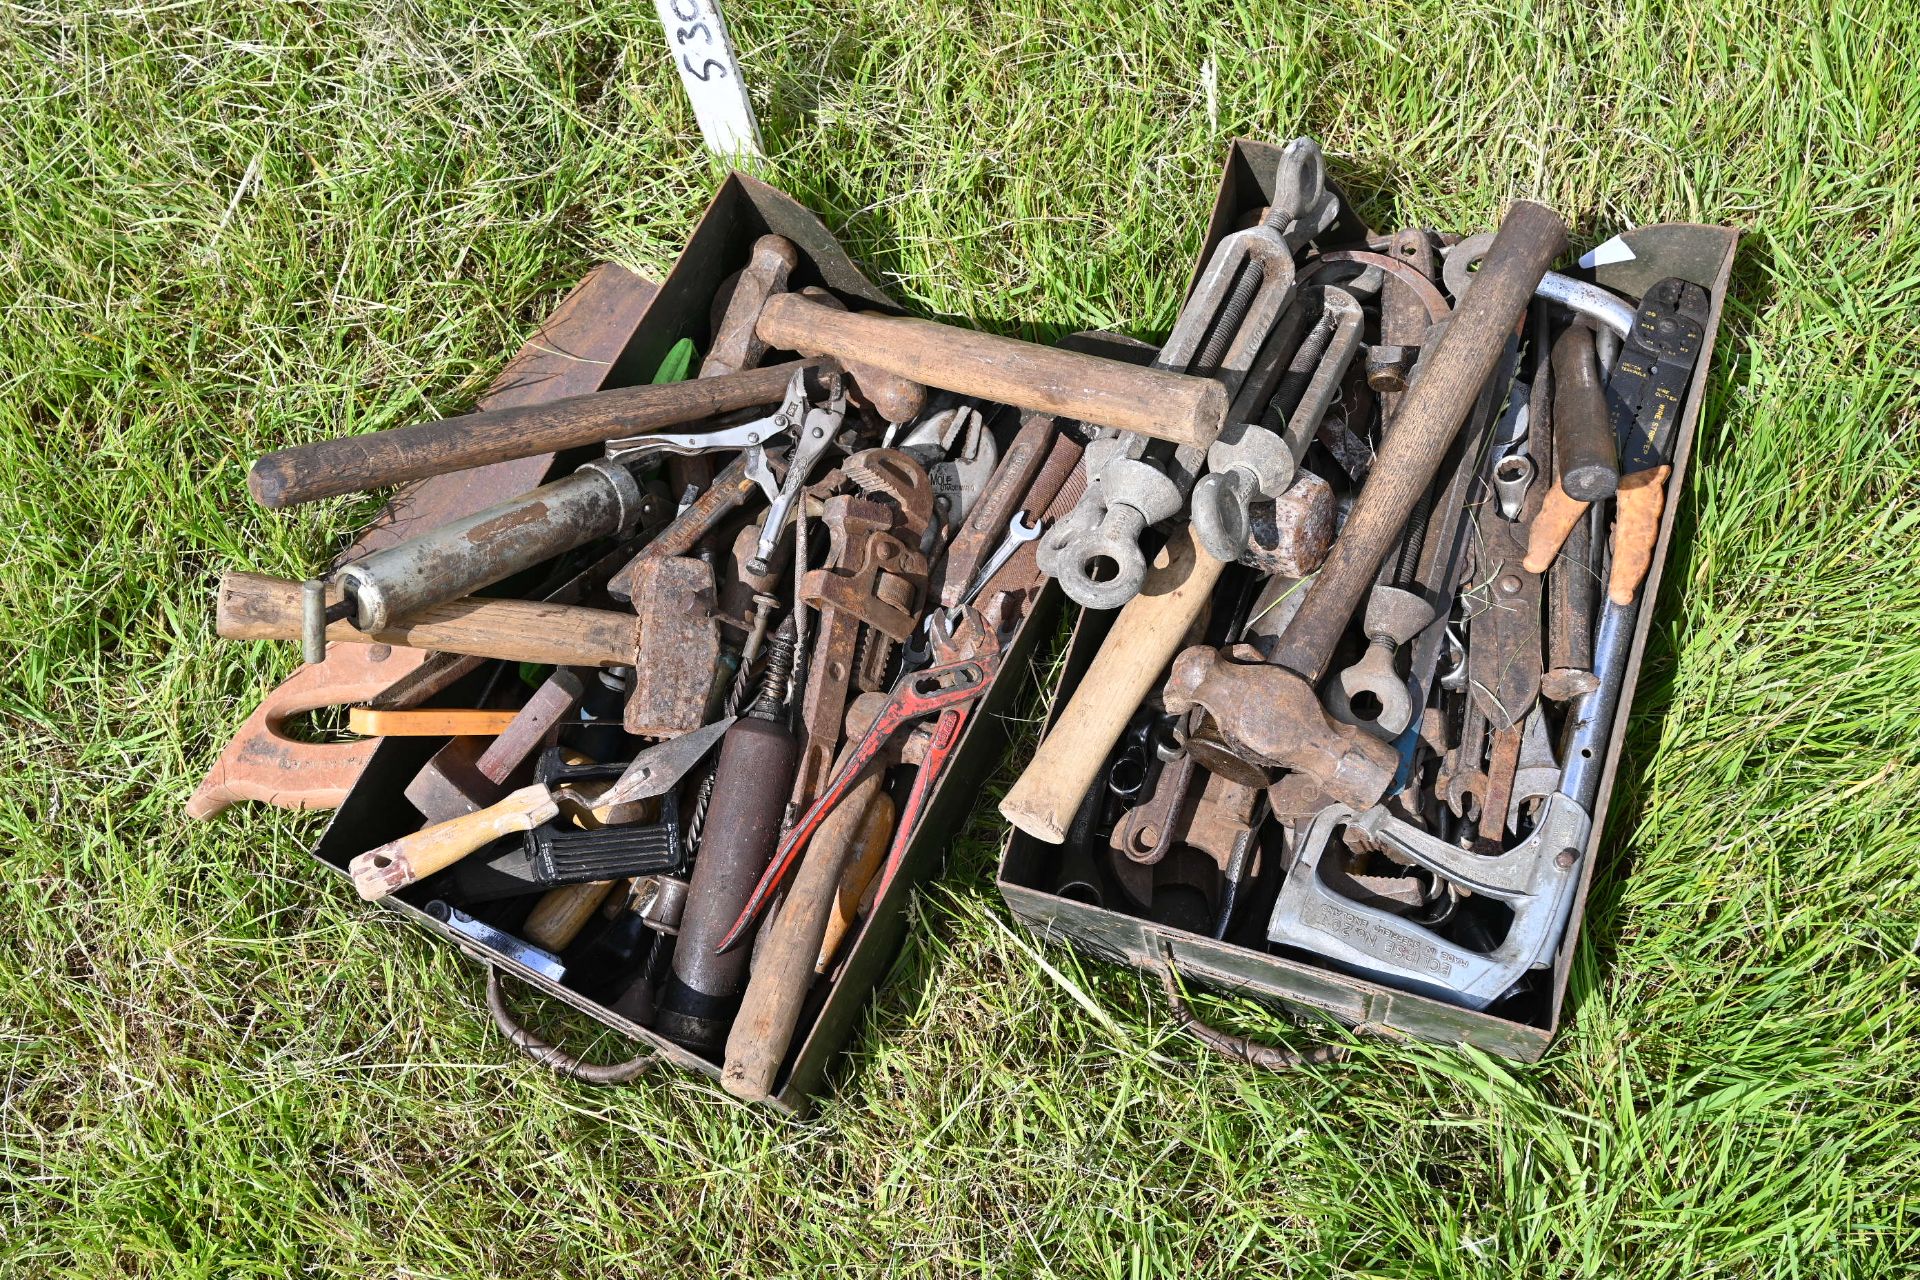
left=246, top=360, right=825, bottom=510
left=1005, top=202, right=1568, bottom=840
left=216, top=572, right=642, bottom=668
left=752, top=293, right=1228, bottom=449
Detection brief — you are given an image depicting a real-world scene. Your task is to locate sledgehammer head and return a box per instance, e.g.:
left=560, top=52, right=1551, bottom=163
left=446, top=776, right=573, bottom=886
left=1161, top=645, right=1401, bottom=812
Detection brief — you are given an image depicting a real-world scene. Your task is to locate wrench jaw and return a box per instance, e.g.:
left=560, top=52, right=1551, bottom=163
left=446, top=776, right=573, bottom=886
left=1325, top=640, right=1415, bottom=741
left=1267, top=795, right=1590, bottom=1011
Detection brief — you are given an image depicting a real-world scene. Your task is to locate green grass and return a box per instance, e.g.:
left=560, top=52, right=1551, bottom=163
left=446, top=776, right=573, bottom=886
left=4, top=0, right=1918, bottom=1274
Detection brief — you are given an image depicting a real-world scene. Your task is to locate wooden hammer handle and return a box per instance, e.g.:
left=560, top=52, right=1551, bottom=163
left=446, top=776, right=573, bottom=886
left=216, top=572, right=639, bottom=668
left=722, top=763, right=888, bottom=1100
left=1000, top=524, right=1227, bottom=843
left=755, top=293, right=1228, bottom=448
left=1271, top=201, right=1566, bottom=683
left=246, top=360, right=821, bottom=509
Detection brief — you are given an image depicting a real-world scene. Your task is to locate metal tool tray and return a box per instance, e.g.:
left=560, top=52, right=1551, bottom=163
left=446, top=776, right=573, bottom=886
left=311, top=173, right=1060, bottom=1112
left=996, top=139, right=1738, bottom=1061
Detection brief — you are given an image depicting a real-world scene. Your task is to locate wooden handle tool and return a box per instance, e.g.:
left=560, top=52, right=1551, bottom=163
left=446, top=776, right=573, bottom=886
left=1522, top=483, right=1590, bottom=574
left=523, top=879, right=619, bottom=951
left=216, top=572, right=640, bottom=669
left=814, top=791, right=898, bottom=976
left=1608, top=465, right=1670, bottom=604
left=754, top=293, right=1228, bottom=448
left=723, top=750, right=890, bottom=1100
left=246, top=360, right=823, bottom=509
left=1000, top=524, right=1227, bottom=843
left=346, top=707, right=521, bottom=737
left=348, top=784, right=557, bottom=900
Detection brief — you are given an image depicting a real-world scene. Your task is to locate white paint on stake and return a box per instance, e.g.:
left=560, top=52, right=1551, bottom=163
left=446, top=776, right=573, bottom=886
left=654, top=0, right=763, bottom=159
left=1579, top=234, right=1636, bottom=269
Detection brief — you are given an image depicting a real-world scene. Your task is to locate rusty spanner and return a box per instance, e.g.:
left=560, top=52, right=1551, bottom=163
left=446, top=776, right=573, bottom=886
left=716, top=613, right=1002, bottom=952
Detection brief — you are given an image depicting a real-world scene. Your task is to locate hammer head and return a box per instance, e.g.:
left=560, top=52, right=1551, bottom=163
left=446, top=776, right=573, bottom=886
left=1161, top=644, right=1400, bottom=812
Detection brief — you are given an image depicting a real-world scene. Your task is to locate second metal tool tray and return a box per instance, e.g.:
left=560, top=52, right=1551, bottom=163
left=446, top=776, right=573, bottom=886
left=997, top=139, right=1738, bottom=1062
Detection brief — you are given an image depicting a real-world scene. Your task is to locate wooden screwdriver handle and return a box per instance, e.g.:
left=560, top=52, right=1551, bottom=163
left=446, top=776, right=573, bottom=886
left=1608, top=466, right=1670, bottom=604
left=1522, top=482, right=1591, bottom=574
left=755, top=293, right=1228, bottom=448
left=246, top=360, right=822, bottom=509
left=1000, top=524, right=1227, bottom=843
left=523, top=879, right=618, bottom=951
left=349, top=784, right=557, bottom=900
left=815, top=791, right=898, bottom=975
left=216, top=572, right=640, bottom=669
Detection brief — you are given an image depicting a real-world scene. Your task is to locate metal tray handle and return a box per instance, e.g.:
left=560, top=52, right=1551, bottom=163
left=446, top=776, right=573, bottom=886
left=484, top=968, right=657, bottom=1085
left=1154, top=940, right=1350, bottom=1070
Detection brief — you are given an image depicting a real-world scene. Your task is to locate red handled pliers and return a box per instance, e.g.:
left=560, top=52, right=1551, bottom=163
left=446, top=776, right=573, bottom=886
left=715, top=611, right=1002, bottom=953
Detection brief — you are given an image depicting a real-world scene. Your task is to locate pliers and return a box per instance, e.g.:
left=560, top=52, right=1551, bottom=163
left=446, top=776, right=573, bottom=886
left=715, top=607, right=1002, bottom=953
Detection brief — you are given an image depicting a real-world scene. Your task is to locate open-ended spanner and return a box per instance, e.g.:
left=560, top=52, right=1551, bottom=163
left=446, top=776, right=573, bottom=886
left=958, top=510, right=1043, bottom=607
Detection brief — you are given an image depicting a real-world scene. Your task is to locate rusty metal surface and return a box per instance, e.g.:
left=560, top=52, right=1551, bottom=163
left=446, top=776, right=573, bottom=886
left=1238, top=469, right=1334, bottom=577
left=622, top=555, right=722, bottom=737
left=999, top=174, right=1738, bottom=1063
left=792, top=497, right=899, bottom=811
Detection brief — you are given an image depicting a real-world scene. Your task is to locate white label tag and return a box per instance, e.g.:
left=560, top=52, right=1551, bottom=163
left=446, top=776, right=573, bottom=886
left=1578, top=235, right=1636, bottom=269
left=654, top=0, right=763, bottom=158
